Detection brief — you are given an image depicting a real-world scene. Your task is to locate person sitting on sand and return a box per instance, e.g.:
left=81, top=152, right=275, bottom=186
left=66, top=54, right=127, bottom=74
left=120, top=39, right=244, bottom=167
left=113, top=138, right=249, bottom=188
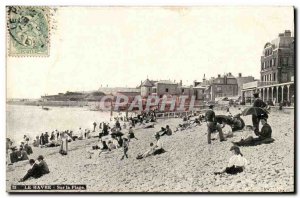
left=191, top=118, right=201, bottom=126
left=101, top=141, right=109, bottom=150
left=128, top=127, right=138, bottom=140
left=232, top=118, right=274, bottom=147
left=23, top=143, right=33, bottom=155
left=174, top=122, right=192, bottom=132
left=9, top=147, right=20, bottom=163
left=220, top=121, right=233, bottom=139
left=112, top=137, right=121, bottom=148
left=44, top=139, right=60, bottom=148
left=153, top=134, right=165, bottom=155
left=214, top=146, right=247, bottom=175
left=107, top=140, right=117, bottom=150
left=37, top=155, right=50, bottom=175
left=231, top=114, right=245, bottom=132
left=33, top=139, right=39, bottom=147
left=165, top=125, right=172, bottom=136
left=143, top=123, right=155, bottom=129
left=17, top=147, right=29, bottom=161
left=136, top=143, right=156, bottom=160
left=19, top=159, right=43, bottom=182
left=156, top=127, right=166, bottom=136
left=161, top=125, right=172, bottom=136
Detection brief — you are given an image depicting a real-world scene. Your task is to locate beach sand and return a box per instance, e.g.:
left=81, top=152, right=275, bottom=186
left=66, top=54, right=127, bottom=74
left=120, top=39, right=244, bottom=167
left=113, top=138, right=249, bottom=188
left=6, top=108, right=294, bottom=192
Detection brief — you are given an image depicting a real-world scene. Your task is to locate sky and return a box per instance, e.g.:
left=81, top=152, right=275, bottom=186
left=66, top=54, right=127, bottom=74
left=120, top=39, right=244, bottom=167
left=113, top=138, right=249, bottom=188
left=7, top=6, right=294, bottom=98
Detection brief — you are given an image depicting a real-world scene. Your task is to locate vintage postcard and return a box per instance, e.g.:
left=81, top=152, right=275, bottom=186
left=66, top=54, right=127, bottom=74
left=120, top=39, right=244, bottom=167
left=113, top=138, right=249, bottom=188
left=6, top=6, right=295, bottom=193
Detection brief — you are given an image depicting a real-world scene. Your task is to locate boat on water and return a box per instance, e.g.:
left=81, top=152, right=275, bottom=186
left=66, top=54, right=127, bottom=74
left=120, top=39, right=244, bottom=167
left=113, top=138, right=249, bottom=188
left=42, top=106, right=50, bottom=111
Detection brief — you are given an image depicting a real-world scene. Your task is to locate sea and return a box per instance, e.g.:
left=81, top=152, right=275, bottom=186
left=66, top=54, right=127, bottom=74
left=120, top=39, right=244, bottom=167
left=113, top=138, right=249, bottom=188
left=6, top=105, right=127, bottom=143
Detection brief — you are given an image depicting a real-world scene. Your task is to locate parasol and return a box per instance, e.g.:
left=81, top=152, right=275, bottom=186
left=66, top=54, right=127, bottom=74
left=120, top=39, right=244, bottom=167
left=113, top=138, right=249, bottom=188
left=241, top=107, right=269, bottom=117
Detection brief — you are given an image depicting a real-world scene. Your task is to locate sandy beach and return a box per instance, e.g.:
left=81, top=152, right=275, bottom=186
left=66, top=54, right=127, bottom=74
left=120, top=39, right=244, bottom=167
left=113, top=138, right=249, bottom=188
left=6, top=107, right=294, bottom=192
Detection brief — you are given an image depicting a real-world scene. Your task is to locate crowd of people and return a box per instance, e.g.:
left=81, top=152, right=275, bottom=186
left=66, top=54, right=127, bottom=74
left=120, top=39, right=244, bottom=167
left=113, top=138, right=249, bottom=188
left=205, top=92, right=274, bottom=175
left=7, top=92, right=277, bottom=182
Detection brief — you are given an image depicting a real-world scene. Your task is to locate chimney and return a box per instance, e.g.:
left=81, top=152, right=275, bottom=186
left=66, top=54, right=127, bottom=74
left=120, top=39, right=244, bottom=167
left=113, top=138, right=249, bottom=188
left=218, top=74, right=221, bottom=78
left=238, top=73, right=242, bottom=77
left=284, top=30, right=291, bottom=37
left=279, top=33, right=284, bottom=37
left=229, top=72, right=232, bottom=76
left=180, top=80, right=182, bottom=86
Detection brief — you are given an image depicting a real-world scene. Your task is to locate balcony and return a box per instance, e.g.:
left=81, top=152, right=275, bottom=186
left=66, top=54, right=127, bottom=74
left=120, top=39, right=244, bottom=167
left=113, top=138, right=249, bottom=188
left=242, top=81, right=277, bottom=89
left=258, top=81, right=277, bottom=87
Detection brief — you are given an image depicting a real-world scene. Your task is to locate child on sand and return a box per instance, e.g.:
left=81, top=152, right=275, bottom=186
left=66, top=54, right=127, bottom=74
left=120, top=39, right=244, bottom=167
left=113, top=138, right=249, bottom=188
left=214, top=146, right=247, bottom=175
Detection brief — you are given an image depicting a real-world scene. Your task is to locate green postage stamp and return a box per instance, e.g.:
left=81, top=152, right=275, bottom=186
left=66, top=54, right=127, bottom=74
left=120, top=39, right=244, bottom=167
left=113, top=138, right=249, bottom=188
left=6, top=6, right=50, bottom=57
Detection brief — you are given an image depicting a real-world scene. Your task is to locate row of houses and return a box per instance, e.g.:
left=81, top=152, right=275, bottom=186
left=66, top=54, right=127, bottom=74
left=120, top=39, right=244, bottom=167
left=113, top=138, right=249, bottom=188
left=139, top=72, right=255, bottom=102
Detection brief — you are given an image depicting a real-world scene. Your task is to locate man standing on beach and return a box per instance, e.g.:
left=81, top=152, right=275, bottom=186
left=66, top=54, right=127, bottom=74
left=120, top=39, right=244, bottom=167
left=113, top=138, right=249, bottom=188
left=252, top=92, right=267, bottom=135
left=93, top=122, right=97, bottom=132
left=205, top=105, right=226, bottom=144
left=120, top=138, right=129, bottom=160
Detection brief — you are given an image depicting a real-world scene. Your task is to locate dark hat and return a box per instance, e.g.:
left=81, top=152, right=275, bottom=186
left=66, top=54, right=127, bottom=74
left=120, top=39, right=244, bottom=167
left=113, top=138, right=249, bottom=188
left=253, top=92, right=259, bottom=97
left=37, top=155, right=44, bottom=160
left=208, top=104, right=214, bottom=109
left=230, top=145, right=242, bottom=154
left=230, top=145, right=240, bottom=152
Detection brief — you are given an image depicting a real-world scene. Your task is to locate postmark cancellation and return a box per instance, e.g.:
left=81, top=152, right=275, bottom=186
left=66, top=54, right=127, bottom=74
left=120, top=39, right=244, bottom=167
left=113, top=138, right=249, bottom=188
left=6, top=6, right=50, bottom=57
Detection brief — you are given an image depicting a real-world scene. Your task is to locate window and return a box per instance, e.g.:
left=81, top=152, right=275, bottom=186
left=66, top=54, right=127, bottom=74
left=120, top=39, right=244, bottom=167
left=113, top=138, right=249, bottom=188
left=282, top=57, right=288, bottom=66
left=181, top=89, right=184, bottom=93
left=273, top=73, right=276, bottom=81
left=269, top=74, right=272, bottom=81
left=270, top=59, right=272, bottom=67
left=165, top=88, right=169, bottom=93
left=284, top=57, right=288, bottom=65
left=217, top=86, right=222, bottom=91
left=273, top=58, right=275, bottom=66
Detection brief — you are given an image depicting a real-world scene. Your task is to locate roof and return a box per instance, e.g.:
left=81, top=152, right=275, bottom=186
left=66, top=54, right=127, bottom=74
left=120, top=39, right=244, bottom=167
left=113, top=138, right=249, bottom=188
left=141, top=79, right=155, bottom=87
left=98, top=87, right=140, bottom=95
left=155, top=80, right=177, bottom=85
left=193, top=85, right=207, bottom=89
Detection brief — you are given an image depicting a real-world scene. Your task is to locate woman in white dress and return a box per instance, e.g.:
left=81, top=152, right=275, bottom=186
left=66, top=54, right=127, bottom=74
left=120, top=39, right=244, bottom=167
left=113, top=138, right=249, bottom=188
left=59, top=132, right=68, bottom=155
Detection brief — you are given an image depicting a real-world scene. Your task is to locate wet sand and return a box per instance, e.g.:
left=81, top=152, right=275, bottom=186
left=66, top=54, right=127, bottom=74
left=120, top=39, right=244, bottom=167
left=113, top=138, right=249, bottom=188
left=6, top=108, right=294, bottom=192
